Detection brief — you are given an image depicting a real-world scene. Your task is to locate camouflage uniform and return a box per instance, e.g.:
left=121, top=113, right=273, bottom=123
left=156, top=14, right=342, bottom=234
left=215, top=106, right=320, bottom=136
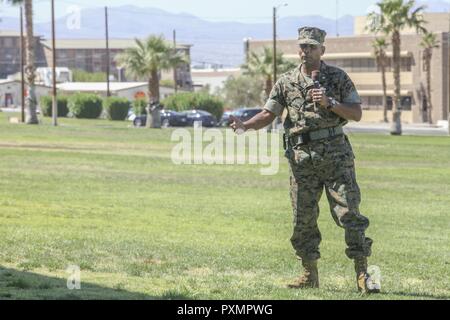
left=264, top=31, right=373, bottom=262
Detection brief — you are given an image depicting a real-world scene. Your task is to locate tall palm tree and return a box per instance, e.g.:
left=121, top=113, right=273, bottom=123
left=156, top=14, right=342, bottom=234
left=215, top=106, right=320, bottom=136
left=9, top=0, right=38, bottom=124
left=372, top=37, right=389, bottom=123
left=116, top=35, right=188, bottom=128
left=368, top=0, right=427, bottom=135
left=420, top=31, right=439, bottom=124
left=242, top=47, right=296, bottom=102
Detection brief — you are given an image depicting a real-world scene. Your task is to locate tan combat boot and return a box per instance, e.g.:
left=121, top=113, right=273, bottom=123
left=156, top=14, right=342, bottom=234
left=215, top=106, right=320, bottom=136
left=354, top=257, right=380, bottom=294
left=287, top=260, right=319, bottom=289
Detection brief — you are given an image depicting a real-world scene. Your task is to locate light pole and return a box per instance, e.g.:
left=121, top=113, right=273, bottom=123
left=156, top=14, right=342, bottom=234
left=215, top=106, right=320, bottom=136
left=273, top=3, right=288, bottom=130
left=105, top=6, right=111, bottom=97
left=448, top=5, right=450, bottom=134
left=273, top=3, right=288, bottom=85
left=20, top=5, right=25, bottom=123
left=173, top=29, right=178, bottom=93
left=51, top=0, right=57, bottom=126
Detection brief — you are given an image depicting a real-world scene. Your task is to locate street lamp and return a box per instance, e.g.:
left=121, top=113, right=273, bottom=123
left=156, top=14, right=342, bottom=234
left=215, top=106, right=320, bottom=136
left=273, top=3, right=288, bottom=85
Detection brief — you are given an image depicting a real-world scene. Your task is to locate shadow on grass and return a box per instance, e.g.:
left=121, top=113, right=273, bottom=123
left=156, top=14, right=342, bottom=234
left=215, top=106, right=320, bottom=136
left=0, top=266, right=192, bottom=300
left=326, top=286, right=450, bottom=300
left=379, top=291, right=450, bottom=300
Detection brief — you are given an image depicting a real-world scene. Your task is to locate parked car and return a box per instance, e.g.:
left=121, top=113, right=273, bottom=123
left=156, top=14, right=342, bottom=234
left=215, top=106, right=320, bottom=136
left=181, top=110, right=217, bottom=127
left=161, top=109, right=188, bottom=127
left=133, top=109, right=188, bottom=127
left=219, top=108, right=264, bottom=127
left=218, top=110, right=233, bottom=127
left=127, top=108, right=136, bottom=121
left=233, top=107, right=263, bottom=122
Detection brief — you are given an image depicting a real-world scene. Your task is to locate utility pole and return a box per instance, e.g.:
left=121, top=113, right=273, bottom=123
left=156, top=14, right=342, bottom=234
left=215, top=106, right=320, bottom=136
left=243, top=37, right=251, bottom=63
left=173, top=29, right=178, bottom=93
left=272, top=4, right=287, bottom=130
left=105, top=6, right=111, bottom=97
left=20, top=6, right=25, bottom=123
left=273, top=4, right=288, bottom=85
left=51, top=0, right=57, bottom=126
left=448, top=7, right=450, bottom=134
left=273, top=7, right=277, bottom=85
left=336, top=0, right=340, bottom=37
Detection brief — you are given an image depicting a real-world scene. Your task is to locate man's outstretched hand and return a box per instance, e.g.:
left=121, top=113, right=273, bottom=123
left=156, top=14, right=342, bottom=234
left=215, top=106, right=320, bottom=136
left=229, top=115, right=246, bottom=134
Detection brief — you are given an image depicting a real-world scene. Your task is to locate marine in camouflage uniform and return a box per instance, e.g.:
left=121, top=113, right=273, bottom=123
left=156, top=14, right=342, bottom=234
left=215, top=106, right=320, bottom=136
left=266, top=60, right=373, bottom=262
left=264, top=27, right=375, bottom=293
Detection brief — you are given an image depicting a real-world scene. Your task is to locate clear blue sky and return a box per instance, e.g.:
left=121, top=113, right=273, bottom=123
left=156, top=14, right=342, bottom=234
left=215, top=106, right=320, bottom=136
left=1, top=0, right=447, bottom=23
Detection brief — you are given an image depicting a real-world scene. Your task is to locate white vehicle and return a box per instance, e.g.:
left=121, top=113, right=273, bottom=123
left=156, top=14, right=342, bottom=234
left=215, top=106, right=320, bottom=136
left=36, top=67, right=73, bottom=86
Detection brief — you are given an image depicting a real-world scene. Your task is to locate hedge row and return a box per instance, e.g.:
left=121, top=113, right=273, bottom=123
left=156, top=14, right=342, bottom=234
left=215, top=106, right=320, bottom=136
left=40, top=96, right=69, bottom=117
left=68, top=93, right=103, bottom=119
left=39, top=92, right=225, bottom=121
left=103, top=97, right=131, bottom=121
left=162, top=92, right=224, bottom=120
left=40, top=94, right=132, bottom=121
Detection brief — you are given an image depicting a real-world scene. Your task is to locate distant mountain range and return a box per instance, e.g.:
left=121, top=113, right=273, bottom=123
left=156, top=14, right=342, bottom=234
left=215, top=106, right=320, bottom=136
left=0, top=1, right=449, bottom=67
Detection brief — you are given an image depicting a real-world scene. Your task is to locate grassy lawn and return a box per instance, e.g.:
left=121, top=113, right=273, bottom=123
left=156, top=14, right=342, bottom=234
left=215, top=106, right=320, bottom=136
left=0, top=112, right=449, bottom=300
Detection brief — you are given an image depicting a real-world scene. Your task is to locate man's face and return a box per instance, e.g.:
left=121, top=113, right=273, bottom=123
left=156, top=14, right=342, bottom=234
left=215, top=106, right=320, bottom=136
left=298, top=44, right=325, bottom=66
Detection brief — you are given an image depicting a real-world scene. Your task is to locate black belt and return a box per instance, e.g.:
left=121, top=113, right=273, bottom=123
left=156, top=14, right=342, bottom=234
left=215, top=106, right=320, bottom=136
left=286, top=126, right=344, bottom=148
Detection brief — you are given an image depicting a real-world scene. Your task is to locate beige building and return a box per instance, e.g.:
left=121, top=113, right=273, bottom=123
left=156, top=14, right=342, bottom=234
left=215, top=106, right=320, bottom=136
left=0, top=31, right=194, bottom=92
left=191, top=68, right=241, bottom=92
left=0, top=30, right=47, bottom=79
left=248, top=13, right=450, bottom=124
left=55, top=82, right=183, bottom=100
left=0, top=79, right=51, bottom=108
left=40, top=38, right=194, bottom=91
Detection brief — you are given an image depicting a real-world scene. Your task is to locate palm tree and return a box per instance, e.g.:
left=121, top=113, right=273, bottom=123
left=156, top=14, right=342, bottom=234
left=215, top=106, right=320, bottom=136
left=420, top=31, right=439, bottom=124
left=116, top=35, right=188, bottom=128
left=372, top=37, right=389, bottom=123
left=242, top=47, right=296, bottom=102
left=368, top=0, right=427, bottom=135
left=9, top=0, right=38, bottom=124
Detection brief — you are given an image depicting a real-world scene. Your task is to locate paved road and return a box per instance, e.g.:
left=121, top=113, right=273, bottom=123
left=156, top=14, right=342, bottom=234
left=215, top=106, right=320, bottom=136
left=344, top=122, right=449, bottom=136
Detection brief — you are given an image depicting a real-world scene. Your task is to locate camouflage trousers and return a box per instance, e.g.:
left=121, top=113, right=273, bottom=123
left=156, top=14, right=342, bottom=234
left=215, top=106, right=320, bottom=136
left=286, top=134, right=373, bottom=261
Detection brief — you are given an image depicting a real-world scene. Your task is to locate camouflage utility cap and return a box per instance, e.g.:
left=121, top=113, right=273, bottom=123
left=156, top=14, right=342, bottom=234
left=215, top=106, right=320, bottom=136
left=298, top=27, right=327, bottom=45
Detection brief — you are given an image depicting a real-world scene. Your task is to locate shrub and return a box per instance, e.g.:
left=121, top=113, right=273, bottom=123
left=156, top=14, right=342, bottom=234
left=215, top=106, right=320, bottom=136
left=40, top=96, right=69, bottom=117
left=68, top=93, right=103, bottom=119
left=133, top=98, right=148, bottom=116
left=162, top=92, right=224, bottom=120
left=72, top=69, right=107, bottom=82
left=103, top=97, right=131, bottom=121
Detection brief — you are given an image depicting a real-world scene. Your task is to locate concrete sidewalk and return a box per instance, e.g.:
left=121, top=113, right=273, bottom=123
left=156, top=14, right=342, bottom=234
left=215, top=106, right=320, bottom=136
left=345, top=121, right=449, bottom=136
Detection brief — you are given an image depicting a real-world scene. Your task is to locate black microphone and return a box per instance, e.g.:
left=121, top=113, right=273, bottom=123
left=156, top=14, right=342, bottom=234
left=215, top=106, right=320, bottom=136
left=312, top=70, right=321, bottom=112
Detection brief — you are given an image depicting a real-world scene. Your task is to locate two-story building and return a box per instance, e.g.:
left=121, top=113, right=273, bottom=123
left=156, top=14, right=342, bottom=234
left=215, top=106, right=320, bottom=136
left=39, top=38, right=193, bottom=91
left=0, top=30, right=47, bottom=79
left=247, top=13, right=450, bottom=124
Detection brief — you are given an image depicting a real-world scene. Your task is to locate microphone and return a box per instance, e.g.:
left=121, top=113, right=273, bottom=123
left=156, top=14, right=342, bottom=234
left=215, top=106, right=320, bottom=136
left=312, top=70, right=321, bottom=112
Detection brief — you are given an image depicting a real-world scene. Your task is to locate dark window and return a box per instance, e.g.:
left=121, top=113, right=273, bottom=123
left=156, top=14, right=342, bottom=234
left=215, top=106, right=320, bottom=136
left=401, top=96, right=412, bottom=110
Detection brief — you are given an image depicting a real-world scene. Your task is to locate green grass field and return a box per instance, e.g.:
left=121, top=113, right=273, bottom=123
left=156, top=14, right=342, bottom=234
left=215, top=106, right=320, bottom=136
left=0, top=112, right=449, bottom=300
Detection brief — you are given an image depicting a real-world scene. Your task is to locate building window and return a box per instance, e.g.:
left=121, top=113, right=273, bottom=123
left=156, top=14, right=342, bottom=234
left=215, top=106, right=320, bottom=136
left=4, top=38, right=13, bottom=48
left=401, top=96, right=412, bottom=110
left=325, top=57, right=411, bottom=73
